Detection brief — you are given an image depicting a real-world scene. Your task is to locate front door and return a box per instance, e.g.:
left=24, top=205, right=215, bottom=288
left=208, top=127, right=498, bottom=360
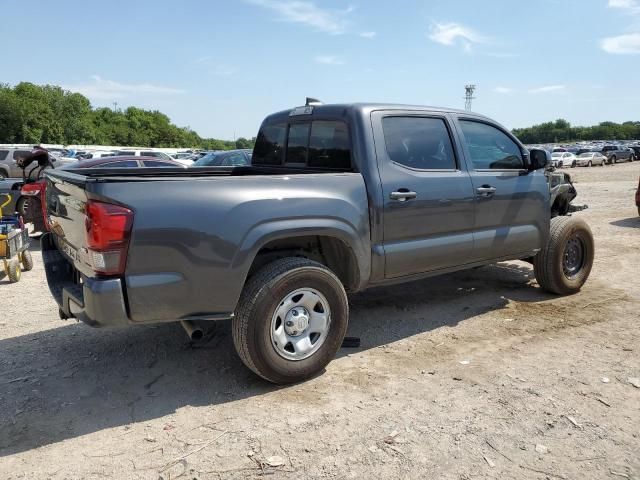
left=372, top=113, right=476, bottom=278
left=454, top=118, right=549, bottom=262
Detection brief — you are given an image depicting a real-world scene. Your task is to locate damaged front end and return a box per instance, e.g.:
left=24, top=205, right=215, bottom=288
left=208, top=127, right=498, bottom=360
left=547, top=169, right=588, bottom=217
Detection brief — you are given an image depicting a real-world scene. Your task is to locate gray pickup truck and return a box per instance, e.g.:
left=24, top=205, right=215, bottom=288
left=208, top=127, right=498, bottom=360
left=42, top=102, right=594, bottom=384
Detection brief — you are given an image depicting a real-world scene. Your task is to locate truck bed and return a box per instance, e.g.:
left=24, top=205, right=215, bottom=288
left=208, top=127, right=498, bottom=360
left=44, top=167, right=371, bottom=326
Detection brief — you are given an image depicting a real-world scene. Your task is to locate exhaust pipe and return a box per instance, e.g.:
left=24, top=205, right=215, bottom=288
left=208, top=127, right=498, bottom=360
left=180, top=320, right=204, bottom=341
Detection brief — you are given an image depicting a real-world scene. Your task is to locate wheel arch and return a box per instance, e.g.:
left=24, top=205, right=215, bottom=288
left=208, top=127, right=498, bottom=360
left=234, top=219, right=370, bottom=294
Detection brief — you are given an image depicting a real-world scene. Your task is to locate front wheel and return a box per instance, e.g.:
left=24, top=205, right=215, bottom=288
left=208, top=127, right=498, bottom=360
left=533, top=216, right=594, bottom=295
left=233, top=257, right=348, bottom=384
left=587, top=160, right=592, bottom=167
left=610, top=156, right=616, bottom=164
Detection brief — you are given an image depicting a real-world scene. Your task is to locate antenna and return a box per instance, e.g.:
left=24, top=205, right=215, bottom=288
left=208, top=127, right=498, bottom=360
left=464, top=85, right=476, bottom=111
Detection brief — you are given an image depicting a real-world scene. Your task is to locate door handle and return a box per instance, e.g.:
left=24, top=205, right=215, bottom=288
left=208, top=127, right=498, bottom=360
left=476, top=185, right=496, bottom=197
left=390, top=190, right=417, bottom=202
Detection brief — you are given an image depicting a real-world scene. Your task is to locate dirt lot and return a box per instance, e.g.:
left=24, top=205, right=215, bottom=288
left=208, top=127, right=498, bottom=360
left=1, top=162, right=639, bottom=480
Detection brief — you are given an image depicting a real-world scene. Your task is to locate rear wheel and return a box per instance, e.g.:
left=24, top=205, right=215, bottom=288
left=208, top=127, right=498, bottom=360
left=7, top=259, right=21, bottom=283
left=587, top=160, right=592, bottom=167
left=533, top=216, right=594, bottom=295
left=233, top=257, right=349, bottom=384
left=610, top=155, right=616, bottom=164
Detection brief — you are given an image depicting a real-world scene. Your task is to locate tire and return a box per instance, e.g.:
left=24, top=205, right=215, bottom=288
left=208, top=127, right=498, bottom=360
left=21, top=250, right=33, bottom=271
left=610, top=156, right=616, bottom=164
left=571, top=160, right=576, bottom=168
left=587, top=160, right=592, bottom=167
left=7, top=259, right=21, bottom=283
left=233, top=257, right=348, bottom=384
left=533, top=216, right=594, bottom=295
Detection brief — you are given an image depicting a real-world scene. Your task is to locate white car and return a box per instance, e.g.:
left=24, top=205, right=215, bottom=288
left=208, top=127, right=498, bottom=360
left=550, top=152, right=576, bottom=168
left=575, top=152, right=606, bottom=167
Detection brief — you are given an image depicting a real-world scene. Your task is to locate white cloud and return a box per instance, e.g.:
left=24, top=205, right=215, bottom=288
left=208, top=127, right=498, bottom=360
left=62, top=75, right=185, bottom=100
left=494, top=86, right=514, bottom=94
left=246, top=0, right=351, bottom=34
left=608, top=0, right=640, bottom=13
left=601, top=32, right=640, bottom=54
left=314, top=55, right=345, bottom=65
left=428, top=22, right=489, bottom=51
left=528, top=85, right=566, bottom=94
left=360, top=31, right=376, bottom=39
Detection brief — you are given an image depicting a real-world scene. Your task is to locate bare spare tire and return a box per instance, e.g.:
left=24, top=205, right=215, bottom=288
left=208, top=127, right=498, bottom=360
left=233, top=257, right=349, bottom=384
left=533, top=216, right=594, bottom=295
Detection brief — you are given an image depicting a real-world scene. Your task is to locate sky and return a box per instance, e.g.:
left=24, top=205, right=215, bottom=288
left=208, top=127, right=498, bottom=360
left=1, top=0, right=640, bottom=139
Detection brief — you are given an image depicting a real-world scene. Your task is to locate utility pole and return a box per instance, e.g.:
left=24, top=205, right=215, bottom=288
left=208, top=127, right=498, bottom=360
left=464, top=84, right=476, bottom=111
left=113, top=101, right=118, bottom=112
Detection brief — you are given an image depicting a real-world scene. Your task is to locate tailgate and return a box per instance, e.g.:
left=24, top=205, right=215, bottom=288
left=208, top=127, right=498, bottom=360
left=45, top=172, right=94, bottom=276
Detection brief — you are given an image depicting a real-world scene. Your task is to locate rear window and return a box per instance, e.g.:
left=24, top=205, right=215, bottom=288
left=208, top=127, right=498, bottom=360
left=253, top=120, right=351, bottom=169
left=253, top=124, right=287, bottom=165
left=0, top=150, right=8, bottom=161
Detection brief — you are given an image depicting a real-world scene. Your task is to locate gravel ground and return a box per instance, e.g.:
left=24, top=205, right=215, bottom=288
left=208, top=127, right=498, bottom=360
left=0, top=162, right=638, bottom=479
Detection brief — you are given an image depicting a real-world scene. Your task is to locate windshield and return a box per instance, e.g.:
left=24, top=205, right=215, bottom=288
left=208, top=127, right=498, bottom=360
left=193, top=152, right=221, bottom=166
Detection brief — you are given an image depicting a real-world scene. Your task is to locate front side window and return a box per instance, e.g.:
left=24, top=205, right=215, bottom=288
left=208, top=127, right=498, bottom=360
left=459, top=120, right=524, bottom=170
left=0, top=150, right=8, bottom=161
left=253, top=123, right=287, bottom=165
left=382, top=116, right=456, bottom=170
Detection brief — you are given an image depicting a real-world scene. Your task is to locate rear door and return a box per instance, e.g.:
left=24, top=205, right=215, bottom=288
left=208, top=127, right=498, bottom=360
left=372, top=112, right=476, bottom=278
left=454, top=117, right=548, bottom=262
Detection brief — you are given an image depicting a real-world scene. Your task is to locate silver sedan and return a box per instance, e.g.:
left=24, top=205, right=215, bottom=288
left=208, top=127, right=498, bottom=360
left=575, top=152, right=607, bottom=167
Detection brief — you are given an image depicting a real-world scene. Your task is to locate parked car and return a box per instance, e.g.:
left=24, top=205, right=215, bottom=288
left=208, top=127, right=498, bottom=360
left=42, top=102, right=594, bottom=384
left=629, top=145, right=640, bottom=159
left=551, top=152, right=576, bottom=168
left=192, top=149, right=252, bottom=167
left=575, top=152, right=606, bottom=167
left=601, top=145, right=634, bottom=164
left=62, top=155, right=186, bottom=170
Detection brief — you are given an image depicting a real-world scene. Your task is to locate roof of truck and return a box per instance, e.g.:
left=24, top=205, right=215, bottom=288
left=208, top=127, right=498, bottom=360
left=262, top=103, right=492, bottom=124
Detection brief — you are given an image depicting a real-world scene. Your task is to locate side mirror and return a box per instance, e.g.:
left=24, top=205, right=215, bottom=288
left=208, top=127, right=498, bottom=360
left=528, top=148, right=550, bottom=171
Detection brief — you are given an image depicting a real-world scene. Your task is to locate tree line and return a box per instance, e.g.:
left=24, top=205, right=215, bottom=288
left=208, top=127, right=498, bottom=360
left=0, top=82, right=254, bottom=150
left=512, top=119, right=640, bottom=144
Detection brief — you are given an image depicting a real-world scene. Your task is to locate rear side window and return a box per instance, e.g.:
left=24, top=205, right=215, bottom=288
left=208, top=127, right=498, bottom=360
left=459, top=120, right=524, bottom=170
left=13, top=150, right=31, bottom=161
left=221, top=153, right=249, bottom=166
left=382, top=117, right=457, bottom=170
left=253, top=124, right=287, bottom=165
left=0, top=150, right=8, bottom=161
left=101, top=160, right=139, bottom=168
left=143, top=160, right=174, bottom=167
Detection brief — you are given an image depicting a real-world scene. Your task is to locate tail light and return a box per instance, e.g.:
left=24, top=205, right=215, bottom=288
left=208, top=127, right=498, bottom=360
left=85, top=200, right=133, bottom=275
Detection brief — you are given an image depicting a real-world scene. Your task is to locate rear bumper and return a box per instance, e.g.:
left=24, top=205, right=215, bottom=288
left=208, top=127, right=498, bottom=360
left=42, top=234, right=129, bottom=327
